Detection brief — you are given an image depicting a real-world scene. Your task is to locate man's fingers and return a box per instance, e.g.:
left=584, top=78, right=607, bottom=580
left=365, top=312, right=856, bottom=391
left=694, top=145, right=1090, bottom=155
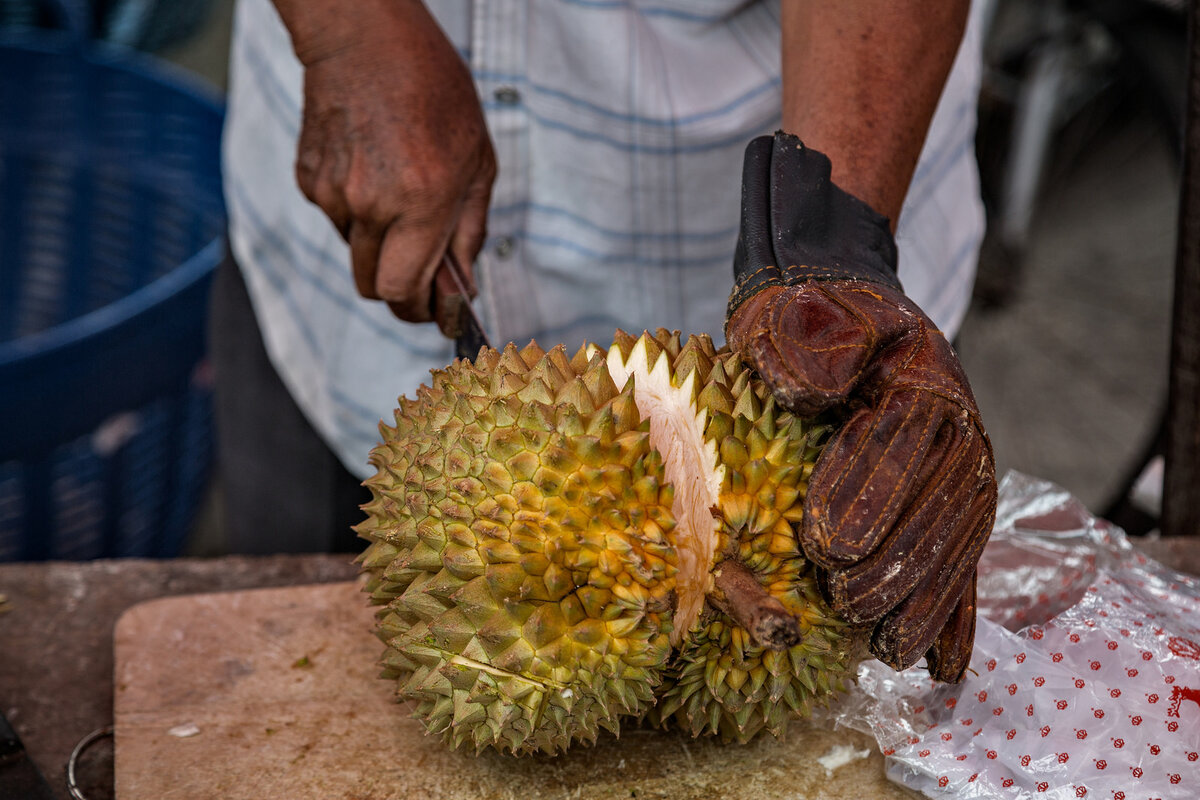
left=294, top=116, right=323, bottom=200
left=925, top=572, right=977, bottom=683
left=342, top=195, right=466, bottom=322
left=448, top=170, right=493, bottom=297
left=425, top=171, right=492, bottom=337
left=823, top=408, right=989, bottom=622
left=349, top=220, right=384, bottom=300
left=868, top=482, right=995, bottom=670
left=296, top=152, right=352, bottom=239
left=801, top=388, right=946, bottom=570
left=376, top=213, right=455, bottom=322
left=295, top=110, right=353, bottom=238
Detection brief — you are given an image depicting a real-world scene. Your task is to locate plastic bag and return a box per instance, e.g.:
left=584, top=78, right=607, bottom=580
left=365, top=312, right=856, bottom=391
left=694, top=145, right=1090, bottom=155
left=830, top=472, right=1200, bottom=799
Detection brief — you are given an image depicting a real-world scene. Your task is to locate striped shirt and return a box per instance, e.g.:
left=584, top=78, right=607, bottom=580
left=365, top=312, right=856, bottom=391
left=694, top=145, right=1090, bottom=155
left=222, top=0, right=986, bottom=478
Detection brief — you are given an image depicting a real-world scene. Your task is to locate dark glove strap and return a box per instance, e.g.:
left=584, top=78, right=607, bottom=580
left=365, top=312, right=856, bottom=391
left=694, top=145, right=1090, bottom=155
left=728, top=132, right=902, bottom=315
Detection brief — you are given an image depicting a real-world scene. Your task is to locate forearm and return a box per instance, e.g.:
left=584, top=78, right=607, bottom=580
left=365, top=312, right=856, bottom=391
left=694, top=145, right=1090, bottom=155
left=781, top=1, right=968, bottom=225
left=270, top=0, right=421, bottom=65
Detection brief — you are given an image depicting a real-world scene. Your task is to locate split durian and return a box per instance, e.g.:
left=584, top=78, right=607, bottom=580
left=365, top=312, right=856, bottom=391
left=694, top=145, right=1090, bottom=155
left=356, top=329, right=866, bottom=755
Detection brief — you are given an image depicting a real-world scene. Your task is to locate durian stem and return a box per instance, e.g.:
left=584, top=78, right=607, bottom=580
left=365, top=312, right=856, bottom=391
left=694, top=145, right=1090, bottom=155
left=711, top=561, right=802, bottom=651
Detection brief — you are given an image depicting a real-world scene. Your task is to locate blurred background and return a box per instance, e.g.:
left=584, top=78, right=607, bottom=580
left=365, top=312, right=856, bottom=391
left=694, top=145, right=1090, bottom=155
left=0, top=0, right=1188, bottom=563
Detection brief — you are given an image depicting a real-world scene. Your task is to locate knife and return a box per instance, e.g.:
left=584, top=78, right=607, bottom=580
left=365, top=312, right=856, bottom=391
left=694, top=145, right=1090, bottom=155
left=0, top=711, right=56, bottom=800
left=436, top=252, right=492, bottom=361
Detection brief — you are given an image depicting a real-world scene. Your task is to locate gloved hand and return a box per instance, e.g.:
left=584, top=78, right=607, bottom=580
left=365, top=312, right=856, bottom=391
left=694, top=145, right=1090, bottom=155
left=289, top=0, right=496, bottom=333
left=725, top=132, right=996, bottom=682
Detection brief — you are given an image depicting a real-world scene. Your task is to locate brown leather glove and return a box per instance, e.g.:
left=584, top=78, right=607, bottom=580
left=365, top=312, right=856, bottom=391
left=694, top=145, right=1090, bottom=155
left=725, top=132, right=996, bottom=682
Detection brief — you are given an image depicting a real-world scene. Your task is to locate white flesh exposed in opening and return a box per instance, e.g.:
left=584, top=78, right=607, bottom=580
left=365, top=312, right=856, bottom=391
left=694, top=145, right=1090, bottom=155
left=606, top=337, right=724, bottom=644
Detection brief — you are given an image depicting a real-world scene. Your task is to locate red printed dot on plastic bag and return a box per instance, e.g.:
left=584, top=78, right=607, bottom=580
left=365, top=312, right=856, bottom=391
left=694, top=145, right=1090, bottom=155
left=831, top=473, right=1200, bottom=800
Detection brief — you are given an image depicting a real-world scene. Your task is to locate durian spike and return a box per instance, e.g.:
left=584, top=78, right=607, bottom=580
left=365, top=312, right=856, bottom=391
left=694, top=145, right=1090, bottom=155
left=568, top=342, right=594, bottom=374
left=474, top=347, right=501, bottom=372
left=610, top=329, right=640, bottom=361
left=518, top=340, right=547, bottom=367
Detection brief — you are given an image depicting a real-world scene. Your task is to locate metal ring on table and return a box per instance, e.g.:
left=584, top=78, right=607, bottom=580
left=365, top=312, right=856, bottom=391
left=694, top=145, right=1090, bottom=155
left=66, top=725, right=114, bottom=800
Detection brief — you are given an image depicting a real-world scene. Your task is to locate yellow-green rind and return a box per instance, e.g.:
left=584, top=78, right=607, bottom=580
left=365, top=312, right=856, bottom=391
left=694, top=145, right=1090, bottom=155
left=356, top=342, right=679, bottom=754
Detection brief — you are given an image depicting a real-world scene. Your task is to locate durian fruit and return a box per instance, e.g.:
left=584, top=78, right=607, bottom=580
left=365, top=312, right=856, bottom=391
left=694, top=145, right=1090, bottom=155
left=356, top=329, right=865, bottom=755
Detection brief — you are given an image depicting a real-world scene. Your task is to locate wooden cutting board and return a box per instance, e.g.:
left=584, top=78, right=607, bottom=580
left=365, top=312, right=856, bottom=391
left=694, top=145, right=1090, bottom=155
left=113, top=582, right=916, bottom=800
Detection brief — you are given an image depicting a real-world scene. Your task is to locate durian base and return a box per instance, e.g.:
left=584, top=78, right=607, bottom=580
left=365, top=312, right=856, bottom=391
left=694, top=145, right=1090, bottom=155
left=114, top=580, right=918, bottom=800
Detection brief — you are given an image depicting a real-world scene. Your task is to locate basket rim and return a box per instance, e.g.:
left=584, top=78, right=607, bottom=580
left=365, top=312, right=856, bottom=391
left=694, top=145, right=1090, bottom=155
left=0, top=238, right=224, bottom=368
left=0, top=26, right=227, bottom=369
left=0, top=25, right=225, bottom=112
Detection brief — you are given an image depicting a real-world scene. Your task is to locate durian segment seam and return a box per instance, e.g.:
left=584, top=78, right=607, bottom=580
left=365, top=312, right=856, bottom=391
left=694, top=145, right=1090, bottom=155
left=444, top=652, right=569, bottom=691
left=606, top=335, right=724, bottom=645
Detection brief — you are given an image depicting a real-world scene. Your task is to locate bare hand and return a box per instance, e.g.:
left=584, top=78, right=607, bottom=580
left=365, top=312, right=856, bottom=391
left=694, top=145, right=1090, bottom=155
left=290, top=2, right=496, bottom=326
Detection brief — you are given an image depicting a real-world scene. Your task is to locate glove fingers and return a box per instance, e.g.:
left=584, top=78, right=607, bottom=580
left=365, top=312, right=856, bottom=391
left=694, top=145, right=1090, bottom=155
left=925, top=572, right=978, bottom=683
left=824, top=406, right=989, bottom=622
left=749, top=285, right=878, bottom=416
left=801, top=388, right=945, bottom=569
left=869, top=483, right=995, bottom=670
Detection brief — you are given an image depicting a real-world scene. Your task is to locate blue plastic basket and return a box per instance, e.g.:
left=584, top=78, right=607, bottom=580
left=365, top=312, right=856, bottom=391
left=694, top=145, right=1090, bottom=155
left=0, top=0, right=216, bottom=53
left=0, top=5, right=225, bottom=560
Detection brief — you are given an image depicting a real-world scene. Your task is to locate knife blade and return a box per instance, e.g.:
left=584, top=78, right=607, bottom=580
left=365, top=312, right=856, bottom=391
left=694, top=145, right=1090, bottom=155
left=0, top=711, right=56, bottom=800
left=438, top=252, right=492, bottom=360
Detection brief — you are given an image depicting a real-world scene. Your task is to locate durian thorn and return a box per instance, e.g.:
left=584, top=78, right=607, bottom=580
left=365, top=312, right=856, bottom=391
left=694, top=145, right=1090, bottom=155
left=710, top=561, right=802, bottom=651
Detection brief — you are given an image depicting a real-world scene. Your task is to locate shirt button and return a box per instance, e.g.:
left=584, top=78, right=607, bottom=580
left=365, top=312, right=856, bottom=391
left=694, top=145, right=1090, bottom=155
left=493, top=85, right=521, bottom=105
left=494, top=236, right=515, bottom=259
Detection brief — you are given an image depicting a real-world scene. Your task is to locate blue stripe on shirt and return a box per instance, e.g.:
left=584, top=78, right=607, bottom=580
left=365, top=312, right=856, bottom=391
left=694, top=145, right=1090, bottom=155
left=913, top=133, right=975, bottom=207
left=229, top=214, right=325, bottom=364
left=519, top=230, right=732, bottom=266
left=555, top=0, right=739, bottom=23
left=245, top=29, right=777, bottom=149
left=490, top=201, right=739, bottom=242
left=229, top=181, right=449, bottom=359
left=726, top=9, right=776, bottom=81
left=907, top=99, right=975, bottom=199
left=499, top=104, right=777, bottom=154
left=921, top=232, right=981, bottom=326
left=243, top=42, right=300, bottom=137
left=474, top=70, right=780, bottom=127
left=330, top=385, right=395, bottom=432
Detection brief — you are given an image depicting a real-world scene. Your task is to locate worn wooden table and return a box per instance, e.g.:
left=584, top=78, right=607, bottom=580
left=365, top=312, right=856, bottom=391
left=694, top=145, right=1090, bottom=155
left=1, top=540, right=1195, bottom=800
left=0, top=555, right=359, bottom=800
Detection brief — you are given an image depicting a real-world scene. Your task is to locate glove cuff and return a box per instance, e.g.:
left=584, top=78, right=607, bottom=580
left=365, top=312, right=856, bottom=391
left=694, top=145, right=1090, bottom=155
left=727, top=132, right=902, bottom=317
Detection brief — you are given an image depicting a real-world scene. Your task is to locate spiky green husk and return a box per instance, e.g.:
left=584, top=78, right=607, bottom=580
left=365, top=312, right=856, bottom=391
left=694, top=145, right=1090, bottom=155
left=357, top=330, right=864, bottom=755
left=357, top=341, right=678, bottom=754
left=649, top=583, right=855, bottom=742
